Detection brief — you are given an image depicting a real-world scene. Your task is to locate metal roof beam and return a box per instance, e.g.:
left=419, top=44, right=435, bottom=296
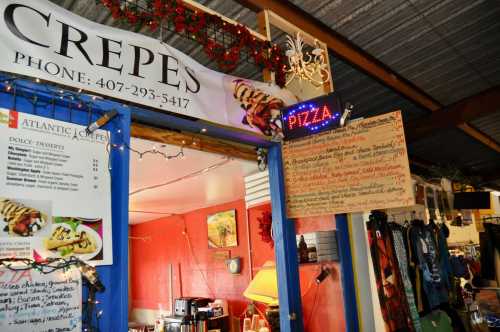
left=236, top=0, right=500, bottom=155
left=236, top=0, right=442, bottom=111
left=406, top=86, right=500, bottom=153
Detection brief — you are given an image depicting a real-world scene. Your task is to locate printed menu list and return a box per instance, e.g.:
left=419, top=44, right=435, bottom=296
left=0, top=109, right=113, bottom=265
left=282, top=111, right=415, bottom=218
left=0, top=267, right=81, bottom=332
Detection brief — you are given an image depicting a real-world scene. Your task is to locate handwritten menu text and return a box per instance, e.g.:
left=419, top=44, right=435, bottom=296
left=0, top=267, right=81, bottom=332
left=282, top=111, right=415, bottom=218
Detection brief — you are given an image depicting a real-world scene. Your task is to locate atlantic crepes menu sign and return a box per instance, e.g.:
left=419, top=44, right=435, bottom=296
left=282, top=111, right=415, bottom=218
left=0, top=0, right=296, bottom=137
left=0, top=109, right=112, bottom=265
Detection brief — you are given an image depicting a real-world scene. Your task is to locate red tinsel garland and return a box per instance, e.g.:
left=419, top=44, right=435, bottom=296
left=99, top=0, right=287, bottom=87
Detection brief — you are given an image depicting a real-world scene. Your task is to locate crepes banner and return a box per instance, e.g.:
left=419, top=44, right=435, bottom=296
left=0, top=108, right=112, bottom=265
left=0, top=0, right=296, bottom=137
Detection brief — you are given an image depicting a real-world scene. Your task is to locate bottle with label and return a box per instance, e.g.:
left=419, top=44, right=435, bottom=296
left=308, top=246, right=317, bottom=263
left=298, top=235, right=308, bottom=263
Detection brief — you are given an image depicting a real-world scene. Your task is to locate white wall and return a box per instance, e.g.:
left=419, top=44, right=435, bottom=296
left=349, top=213, right=385, bottom=331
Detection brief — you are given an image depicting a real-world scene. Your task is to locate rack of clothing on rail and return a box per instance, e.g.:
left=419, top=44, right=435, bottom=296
left=367, top=210, right=465, bottom=332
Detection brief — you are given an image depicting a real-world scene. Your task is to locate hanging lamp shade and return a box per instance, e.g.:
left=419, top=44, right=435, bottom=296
left=243, top=261, right=279, bottom=306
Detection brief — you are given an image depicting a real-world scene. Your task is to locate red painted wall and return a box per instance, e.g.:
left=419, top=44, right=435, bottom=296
left=130, top=201, right=346, bottom=331
left=130, top=200, right=255, bottom=316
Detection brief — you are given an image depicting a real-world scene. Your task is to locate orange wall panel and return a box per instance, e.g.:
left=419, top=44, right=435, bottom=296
left=129, top=201, right=346, bottom=331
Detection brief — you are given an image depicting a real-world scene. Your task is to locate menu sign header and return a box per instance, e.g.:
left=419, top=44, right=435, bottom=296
left=281, top=93, right=343, bottom=140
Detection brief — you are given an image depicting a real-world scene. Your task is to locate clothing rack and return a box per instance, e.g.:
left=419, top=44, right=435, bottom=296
left=387, top=210, right=426, bottom=225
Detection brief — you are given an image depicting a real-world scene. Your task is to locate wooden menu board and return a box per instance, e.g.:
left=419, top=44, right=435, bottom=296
left=282, top=111, right=414, bottom=218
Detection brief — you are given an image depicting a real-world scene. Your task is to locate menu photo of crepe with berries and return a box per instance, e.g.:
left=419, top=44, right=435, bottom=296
left=0, top=198, right=51, bottom=238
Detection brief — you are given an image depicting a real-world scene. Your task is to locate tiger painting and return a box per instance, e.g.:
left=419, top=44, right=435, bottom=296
left=232, top=79, right=284, bottom=138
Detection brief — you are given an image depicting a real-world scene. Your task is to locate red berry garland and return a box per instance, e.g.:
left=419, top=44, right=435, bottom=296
left=99, top=0, right=288, bottom=86
left=257, top=211, right=274, bottom=248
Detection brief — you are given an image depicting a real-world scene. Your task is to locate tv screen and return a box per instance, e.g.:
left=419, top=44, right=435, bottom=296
left=453, top=192, right=491, bottom=210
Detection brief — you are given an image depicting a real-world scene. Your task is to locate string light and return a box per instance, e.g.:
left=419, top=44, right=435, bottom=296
left=129, top=157, right=231, bottom=196
left=0, top=73, right=189, bottom=175
left=0, top=256, right=104, bottom=331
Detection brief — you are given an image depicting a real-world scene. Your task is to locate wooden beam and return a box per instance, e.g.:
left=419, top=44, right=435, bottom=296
left=458, top=123, right=500, bottom=154
left=406, top=87, right=500, bottom=147
left=130, top=123, right=258, bottom=161
left=238, top=0, right=441, bottom=111
left=183, top=0, right=268, bottom=41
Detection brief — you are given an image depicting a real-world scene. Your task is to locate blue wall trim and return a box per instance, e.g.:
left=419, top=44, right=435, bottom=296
left=268, top=144, right=304, bottom=332
left=336, top=214, right=360, bottom=332
left=0, top=75, right=130, bottom=332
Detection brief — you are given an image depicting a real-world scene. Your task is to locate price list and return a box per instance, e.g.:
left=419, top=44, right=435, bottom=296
left=282, top=111, right=415, bottom=218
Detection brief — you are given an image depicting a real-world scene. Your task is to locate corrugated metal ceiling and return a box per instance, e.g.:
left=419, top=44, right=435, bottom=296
left=48, top=0, right=499, bottom=184
left=409, top=128, right=500, bottom=174
left=289, top=0, right=500, bottom=105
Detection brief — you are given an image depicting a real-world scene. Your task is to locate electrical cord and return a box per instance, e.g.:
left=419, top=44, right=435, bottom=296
left=129, top=157, right=232, bottom=196
left=182, top=218, right=216, bottom=298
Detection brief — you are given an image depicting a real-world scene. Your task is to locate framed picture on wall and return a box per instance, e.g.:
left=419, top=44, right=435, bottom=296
left=207, top=209, right=238, bottom=248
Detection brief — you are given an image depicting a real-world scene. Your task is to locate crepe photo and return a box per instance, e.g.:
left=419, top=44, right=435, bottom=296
left=0, top=198, right=51, bottom=237
left=43, top=217, right=103, bottom=261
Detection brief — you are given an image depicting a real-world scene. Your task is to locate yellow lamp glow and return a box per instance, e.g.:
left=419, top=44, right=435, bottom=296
left=243, top=261, right=279, bottom=306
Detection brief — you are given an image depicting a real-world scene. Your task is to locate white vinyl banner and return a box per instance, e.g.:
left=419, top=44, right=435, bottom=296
left=0, top=0, right=296, bottom=136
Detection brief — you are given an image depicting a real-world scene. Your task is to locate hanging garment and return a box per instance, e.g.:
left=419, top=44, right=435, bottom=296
left=435, top=224, right=452, bottom=290
left=391, top=224, right=422, bottom=332
left=367, top=211, right=414, bottom=332
left=481, top=223, right=500, bottom=280
left=408, top=221, right=449, bottom=312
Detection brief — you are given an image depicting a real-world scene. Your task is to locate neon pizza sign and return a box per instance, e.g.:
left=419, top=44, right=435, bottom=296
left=281, top=93, right=343, bottom=140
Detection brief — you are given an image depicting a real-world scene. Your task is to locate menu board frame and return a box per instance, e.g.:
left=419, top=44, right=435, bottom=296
left=282, top=110, right=415, bottom=218
left=0, top=109, right=113, bottom=265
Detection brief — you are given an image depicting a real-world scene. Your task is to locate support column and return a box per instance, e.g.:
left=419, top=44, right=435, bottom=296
left=267, top=144, right=304, bottom=332
left=336, top=213, right=360, bottom=332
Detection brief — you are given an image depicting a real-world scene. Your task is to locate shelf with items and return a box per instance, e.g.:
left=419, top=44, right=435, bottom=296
left=296, top=230, right=339, bottom=264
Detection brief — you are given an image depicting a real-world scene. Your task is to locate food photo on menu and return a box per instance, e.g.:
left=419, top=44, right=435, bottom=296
left=43, top=217, right=104, bottom=261
left=0, top=197, right=51, bottom=237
